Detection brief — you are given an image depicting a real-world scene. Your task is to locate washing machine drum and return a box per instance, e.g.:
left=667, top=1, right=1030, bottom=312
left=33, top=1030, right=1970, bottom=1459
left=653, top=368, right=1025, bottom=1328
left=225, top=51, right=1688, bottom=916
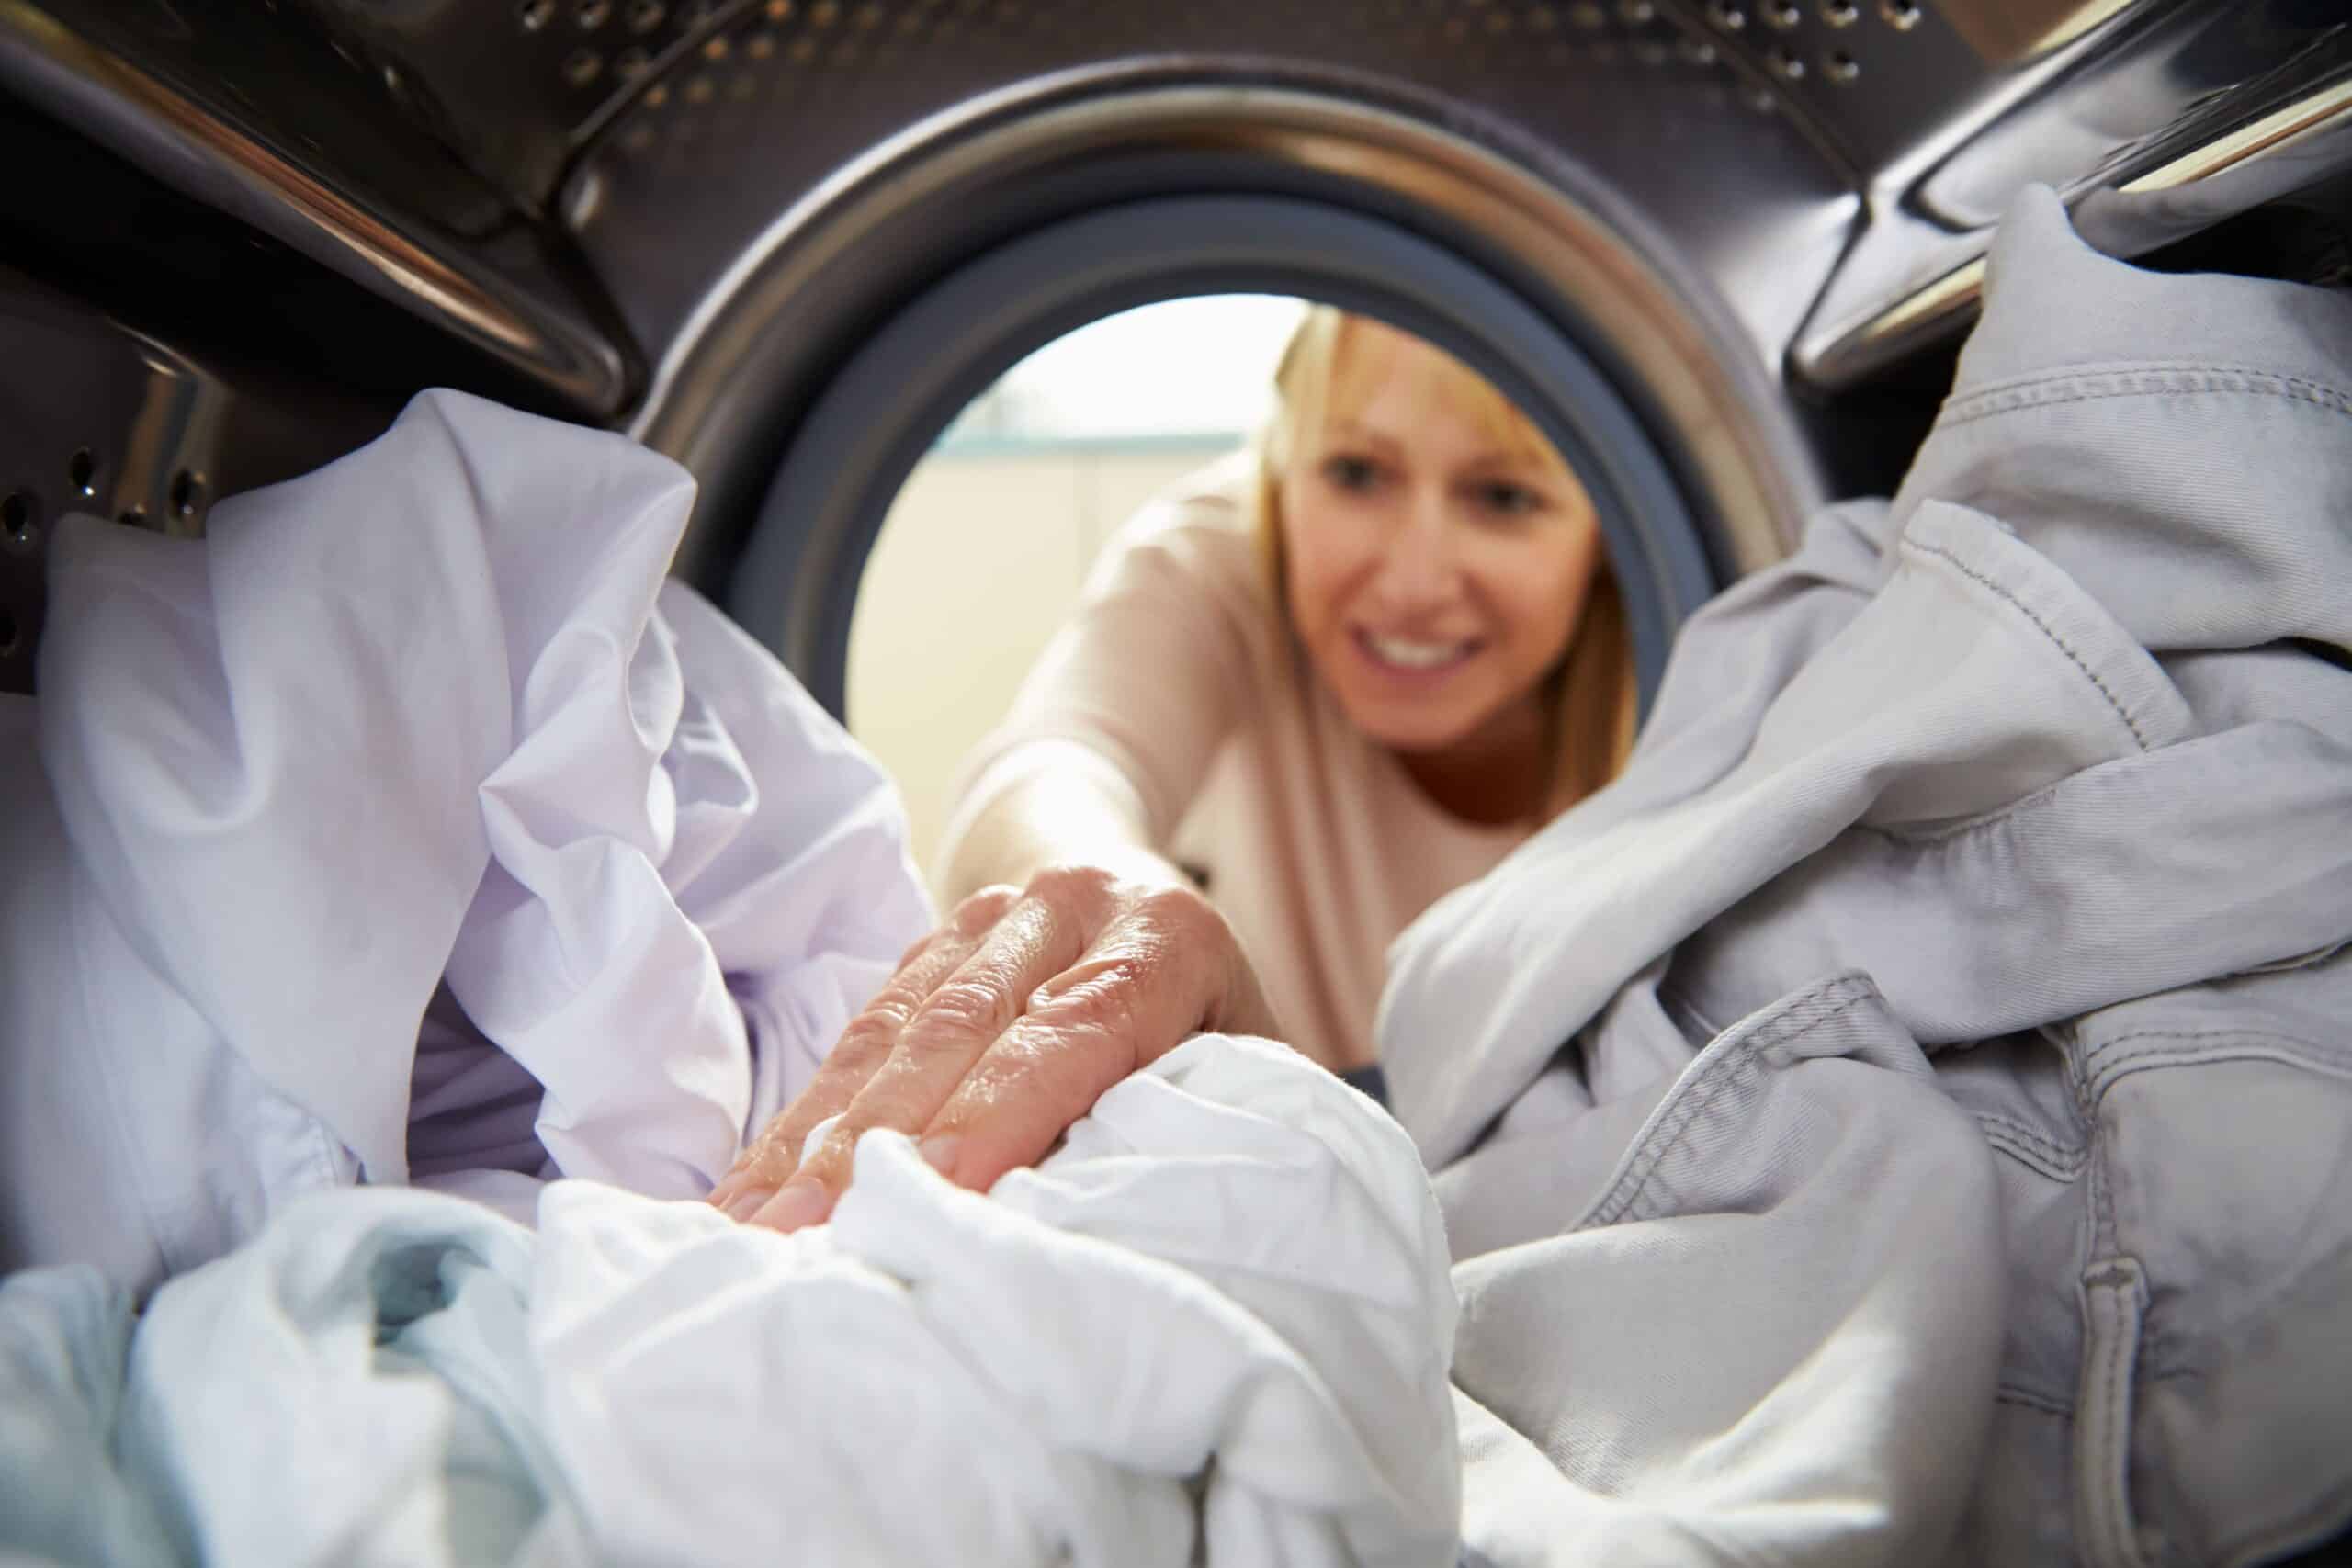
left=2, top=1, right=2349, bottom=709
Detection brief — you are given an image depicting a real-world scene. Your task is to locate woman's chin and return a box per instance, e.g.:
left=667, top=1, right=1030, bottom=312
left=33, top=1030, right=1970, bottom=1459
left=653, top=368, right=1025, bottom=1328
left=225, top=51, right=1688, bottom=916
left=1336, top=695, right=1487, bottom=757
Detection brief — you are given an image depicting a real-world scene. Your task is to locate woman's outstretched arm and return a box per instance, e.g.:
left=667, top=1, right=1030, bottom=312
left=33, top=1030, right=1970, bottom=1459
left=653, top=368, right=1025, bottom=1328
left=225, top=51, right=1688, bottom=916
left=712, top=480, right=1280, bottom=1229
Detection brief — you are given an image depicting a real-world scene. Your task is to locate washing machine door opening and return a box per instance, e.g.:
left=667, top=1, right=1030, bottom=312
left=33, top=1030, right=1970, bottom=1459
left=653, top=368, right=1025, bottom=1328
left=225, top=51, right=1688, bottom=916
left=727, top=192, right=1729, bottom=724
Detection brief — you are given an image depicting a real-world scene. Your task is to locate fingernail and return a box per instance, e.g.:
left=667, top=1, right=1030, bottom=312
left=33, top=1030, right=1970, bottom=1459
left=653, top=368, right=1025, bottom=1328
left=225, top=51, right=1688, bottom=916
left=721, top=1188, right=768, bottom=1223
left=752, top=1179, right=831, bottom=1233
left=918, top=1134, right=962, bottom=1179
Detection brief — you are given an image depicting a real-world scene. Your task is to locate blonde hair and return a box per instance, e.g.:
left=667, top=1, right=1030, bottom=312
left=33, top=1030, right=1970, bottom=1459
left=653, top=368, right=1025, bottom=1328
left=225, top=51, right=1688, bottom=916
left=1252, top=305, right=1635, bottom=816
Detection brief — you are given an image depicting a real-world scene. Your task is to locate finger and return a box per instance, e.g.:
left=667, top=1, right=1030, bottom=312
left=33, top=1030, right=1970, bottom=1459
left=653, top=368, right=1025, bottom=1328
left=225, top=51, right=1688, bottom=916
left=917, top=886, right=1255, bottom=1194
left=745, top=870, right=1119, bottom=1231
left=708, top=889, right=1016, bottom=1217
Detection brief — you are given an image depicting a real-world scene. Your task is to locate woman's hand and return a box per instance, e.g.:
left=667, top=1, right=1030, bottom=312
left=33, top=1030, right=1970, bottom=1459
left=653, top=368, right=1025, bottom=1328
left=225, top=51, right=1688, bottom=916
left=708, top=863, right=1279, bottom=1231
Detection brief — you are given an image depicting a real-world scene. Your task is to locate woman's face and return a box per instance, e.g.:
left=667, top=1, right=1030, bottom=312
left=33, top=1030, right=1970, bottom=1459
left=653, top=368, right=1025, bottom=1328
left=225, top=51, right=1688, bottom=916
left=1279, top=320, right=1604, bottom=758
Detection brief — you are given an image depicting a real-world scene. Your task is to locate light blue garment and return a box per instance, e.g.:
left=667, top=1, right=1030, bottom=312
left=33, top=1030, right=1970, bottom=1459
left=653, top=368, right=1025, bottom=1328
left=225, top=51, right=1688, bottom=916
left=1, top=1195, right=558, bottom=1568
left=0, top=1269, right=175, bottom=1566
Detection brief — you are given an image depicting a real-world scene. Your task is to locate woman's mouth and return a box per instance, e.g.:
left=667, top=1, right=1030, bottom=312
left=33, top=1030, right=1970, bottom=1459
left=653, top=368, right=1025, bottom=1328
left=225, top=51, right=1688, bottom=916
left=1353, top=627, right=1481, bottom=676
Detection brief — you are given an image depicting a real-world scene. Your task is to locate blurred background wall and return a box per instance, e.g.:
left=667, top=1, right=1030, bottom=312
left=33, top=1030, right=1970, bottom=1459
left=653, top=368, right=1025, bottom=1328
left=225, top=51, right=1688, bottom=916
left=844, top=294, right=1303, bottom=887
left=848, top=436, right=1240, bottom=877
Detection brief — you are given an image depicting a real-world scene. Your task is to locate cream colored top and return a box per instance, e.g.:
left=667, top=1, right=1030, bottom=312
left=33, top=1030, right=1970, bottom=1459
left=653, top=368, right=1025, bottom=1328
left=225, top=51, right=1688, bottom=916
left=941, top=455, right=1530, bottom=1072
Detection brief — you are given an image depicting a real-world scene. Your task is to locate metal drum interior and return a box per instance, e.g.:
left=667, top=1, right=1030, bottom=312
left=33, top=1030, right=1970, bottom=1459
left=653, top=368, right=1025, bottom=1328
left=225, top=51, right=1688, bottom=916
left=3, top=0, right=2348, bottom=706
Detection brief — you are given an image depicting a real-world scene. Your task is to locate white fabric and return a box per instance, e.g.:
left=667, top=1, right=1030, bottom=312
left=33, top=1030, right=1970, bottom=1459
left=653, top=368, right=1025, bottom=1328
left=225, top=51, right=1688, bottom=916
left=1, top=389, right=933, bottom=1292
left=1381, top=188, right=2352, bottom=1564
left=0, top=1035, right=1461, bottom=1568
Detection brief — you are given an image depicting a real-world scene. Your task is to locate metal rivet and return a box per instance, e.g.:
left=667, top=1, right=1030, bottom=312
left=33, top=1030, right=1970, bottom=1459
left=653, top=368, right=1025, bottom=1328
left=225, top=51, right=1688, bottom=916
left=118, top=504, right=147, bottom=527
left=855, top=1, right=883, bottom=27
left=747, top=31, right=775, bottom=56
left=170, top=470, right=206, bottom=522
left=627, top=0, right=665, bottom=30
left=1768, top=43, right=1804, bottom=77
left=701, top=32, right=730, bottom=58
left=1679, top=35, right=1717, bottom=64
left=684, top=73, right=715, bottom=101
left=68, top=448, right=97, bottom=499
left=1707, top=2, right=1746, bottom=29
left=643, top=80, right=671, bottom=106
left=1569, top=0, right=1604, bottom=27
left=1743, top=82, right=1778, bottom=111
left=1820, top=0, right=1857, bottom=24
left=1878, top=0, right=1918, bottom=28
left=562, top=48, right=603, bottom=85
left=764, top=0, right=792, bottom=16
left=517, top=0, right=555, bottom=31
left=616, top=44, right=650, bottom=74
left=810, top=0, right=839, bottom=24
left=575, top=0, right=611, bottom=28
left=1764, top=1, right=1799, bottom=28
left=1616, top=0, right=1654, bottom=21
left=1825, top=48, right=1859, bottom=81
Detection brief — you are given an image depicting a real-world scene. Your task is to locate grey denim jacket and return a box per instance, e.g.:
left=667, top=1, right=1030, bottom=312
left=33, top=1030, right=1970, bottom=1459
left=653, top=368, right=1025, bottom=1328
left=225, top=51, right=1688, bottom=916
left=1377, top=187, right=2352, bottom=1567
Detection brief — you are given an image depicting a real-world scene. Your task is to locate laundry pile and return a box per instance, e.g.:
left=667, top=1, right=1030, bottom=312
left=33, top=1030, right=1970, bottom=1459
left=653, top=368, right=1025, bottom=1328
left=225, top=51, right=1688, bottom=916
left=1385, top=188, right=2352, bottom=1565
left=4, top=186, right=2346, bottom=1568
left=0, top=393, right=1463, bottom=1567
left=2, top=1035, right=1459, bottom=1567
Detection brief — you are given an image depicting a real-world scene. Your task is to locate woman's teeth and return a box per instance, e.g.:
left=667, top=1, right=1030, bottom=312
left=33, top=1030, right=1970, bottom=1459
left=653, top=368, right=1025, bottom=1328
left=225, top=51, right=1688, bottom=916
left=1366, top=634, right=1472, bottom=670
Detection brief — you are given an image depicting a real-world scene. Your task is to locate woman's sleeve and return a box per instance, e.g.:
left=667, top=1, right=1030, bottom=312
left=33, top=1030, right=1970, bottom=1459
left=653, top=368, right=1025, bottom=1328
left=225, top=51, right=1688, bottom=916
left=941, top=489, right=1270, bottom=858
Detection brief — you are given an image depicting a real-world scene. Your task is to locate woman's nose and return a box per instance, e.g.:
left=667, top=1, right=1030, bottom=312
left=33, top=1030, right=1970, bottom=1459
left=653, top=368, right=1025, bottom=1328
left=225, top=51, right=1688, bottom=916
left=1370, top=490, right=1458, bottom=608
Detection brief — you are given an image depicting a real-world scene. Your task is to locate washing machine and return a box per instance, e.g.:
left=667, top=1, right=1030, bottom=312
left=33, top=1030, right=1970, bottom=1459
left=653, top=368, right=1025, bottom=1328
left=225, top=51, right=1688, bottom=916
left=4, top=0, right=2346, bottom=716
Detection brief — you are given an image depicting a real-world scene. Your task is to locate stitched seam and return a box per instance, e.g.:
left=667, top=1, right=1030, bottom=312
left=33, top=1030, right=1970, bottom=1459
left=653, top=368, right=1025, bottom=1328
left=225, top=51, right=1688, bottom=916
left=1977, top=1112, right=2087, bottom=1179
left=2092, top=1039, right=2347, bottom=1077
left=1940, top=367, right=2352, bottom=429
left=2084, top=1026, right=2338, bottom=1064
left=1946, top=364, right=2352, bottom=409
left=1900, top=536, right=2155, bottom=751
left=1588, top=983, right=1877, bottom=1228
left=2095, top=1048, right=2352, bottom=1131
left=1949, top=362, right=2352, bottom=405
left=1592, top=1046, right=1762, bottom=1229
left=1858, top=766, right=2091, bottom=846
left=2083, top=1032, right=2352, bottom=1102
left=1996, top=1384, right=2075, bottom=1417
left=1978, top=1112, right=2080, bottom=1164
left=2105, top=1282, right=2134, bottom=1568
left=2078, top=1264, right=2146, bottom=1568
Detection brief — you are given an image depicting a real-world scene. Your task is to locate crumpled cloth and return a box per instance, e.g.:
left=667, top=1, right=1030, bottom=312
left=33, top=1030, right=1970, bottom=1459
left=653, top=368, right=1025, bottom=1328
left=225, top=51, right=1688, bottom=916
left=3, top=389, right=933, bottom=1292
left=0, top=1035, right=1461, bottom=1568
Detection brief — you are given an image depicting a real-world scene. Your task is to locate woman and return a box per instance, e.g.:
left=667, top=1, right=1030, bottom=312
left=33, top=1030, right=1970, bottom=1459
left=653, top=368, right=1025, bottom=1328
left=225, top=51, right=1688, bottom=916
left=713, top=306, right=1634, bottom=1229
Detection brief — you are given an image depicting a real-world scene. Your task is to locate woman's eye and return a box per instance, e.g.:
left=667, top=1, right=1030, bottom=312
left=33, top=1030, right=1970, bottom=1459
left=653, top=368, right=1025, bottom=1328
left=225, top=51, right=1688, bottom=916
left=1473, top=480, right=1545, bottom=518
left=1321, top=455, right=1385, bottom=493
